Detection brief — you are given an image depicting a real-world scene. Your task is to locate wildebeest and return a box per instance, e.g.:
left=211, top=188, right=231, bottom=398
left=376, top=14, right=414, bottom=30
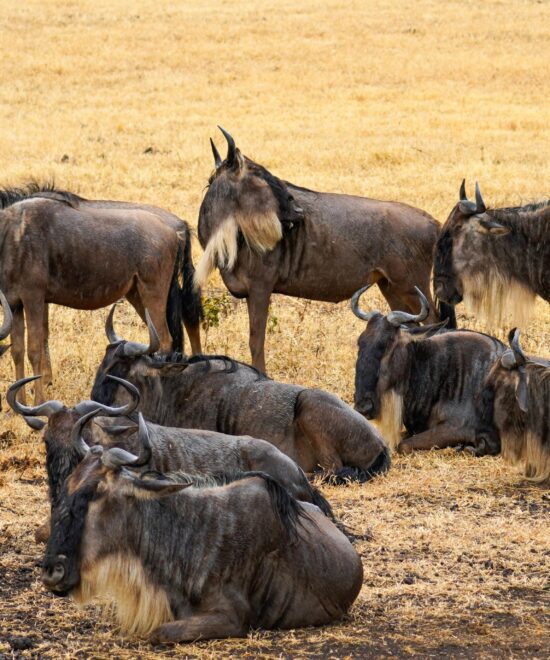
left=0, top=183, right=202, bottom=404
left=476, top=329, right=550, bottom=483
left=0, top=288, right=12, bottom=358
left=434, top=180, right=550, bottom=327
left=8, top=375, right=332, bottom=541
left=91, top=307, right=390, bottom=483
left=195, top=127, right=454, bottom=372
left=42, top=448, right=363, bottom=642
left=352, top=284, right=506, bottom=454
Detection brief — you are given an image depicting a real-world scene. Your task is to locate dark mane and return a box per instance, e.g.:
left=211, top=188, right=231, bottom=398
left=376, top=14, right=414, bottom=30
left=244, top=158, right=306, bottom=225
left=490, top=199, right=550, bottom=222
left=0, top=181, right=82, bottom=210
left=149, top=351, right=269, bottom=380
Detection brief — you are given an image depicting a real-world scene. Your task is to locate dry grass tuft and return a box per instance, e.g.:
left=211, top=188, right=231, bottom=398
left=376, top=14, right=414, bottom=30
left=1, top=0, right=549, bottom=657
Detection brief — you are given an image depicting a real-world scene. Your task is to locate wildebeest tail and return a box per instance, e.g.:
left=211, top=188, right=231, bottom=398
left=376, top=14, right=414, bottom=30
left=242, top=470, right=306, bottom=540
left=326, top=446, right=391, bottom=485
left=166, top=226, right=203, bottom=353
left=438, top=299, right=457, bottom=329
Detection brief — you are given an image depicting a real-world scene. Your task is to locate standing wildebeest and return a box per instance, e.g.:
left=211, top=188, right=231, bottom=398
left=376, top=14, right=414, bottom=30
left=42, top=449, right=363, bottom=643
left=7, top=375, right=332, bottom=542
left=434, top=180, right=550, bottom=328
left=0, top=288, right=12, bottom=358
left=352, top=285, right=506, bottom=454
left=90, top=307, right=390, bottom=483
left=195, top=127, right=453, bottom=372
left=0, top=183, right=202, bottom=404
left=476, top=329, right=550, bottom=484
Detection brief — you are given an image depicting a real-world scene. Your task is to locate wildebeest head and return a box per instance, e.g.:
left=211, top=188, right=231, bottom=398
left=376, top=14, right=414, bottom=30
left=0, top=288, right=12, bottom=358
left=42, top=425, right=186, bottom=597
left=351, top=284, right=446, bottom=418
left=433, top=180, right=510, bottom=306
left=194, top=127, right=304, bottom=289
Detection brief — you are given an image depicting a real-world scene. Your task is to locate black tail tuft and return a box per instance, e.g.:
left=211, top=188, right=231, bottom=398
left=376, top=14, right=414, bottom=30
left=308, top=483, right=334, bottom=519
left=166, top=225, right=203, bottom=353
left=324, top=447, right=391, bottom=485
left=438, top=299, right=457, bottom=329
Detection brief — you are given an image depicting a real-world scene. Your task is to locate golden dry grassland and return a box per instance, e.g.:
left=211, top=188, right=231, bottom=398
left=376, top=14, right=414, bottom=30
left=0, top=0, right=549, bottom=657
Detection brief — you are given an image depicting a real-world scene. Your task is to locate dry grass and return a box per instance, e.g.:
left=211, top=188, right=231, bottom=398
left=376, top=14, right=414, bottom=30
left=0, top=0, right=549, bottom=657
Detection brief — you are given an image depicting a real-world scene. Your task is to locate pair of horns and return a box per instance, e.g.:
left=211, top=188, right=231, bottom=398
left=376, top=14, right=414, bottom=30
left=71, top=406, right=152, bottom=464
left=0, top=289, right=13, bottom=342
left=210, top=126, right=236, bottom=170
left=7, top=375, right=140, bottom=429
left=105, top=305, right=160, bottom=357
left=500, top=328, right=528, bottom=370
left=351, top=284, right=430, bottom=326
left=459, top=180, right=486, bottom=215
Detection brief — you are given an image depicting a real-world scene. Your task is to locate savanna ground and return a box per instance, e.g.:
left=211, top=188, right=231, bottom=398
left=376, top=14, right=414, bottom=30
left=0, top=0, right=549, bottom=657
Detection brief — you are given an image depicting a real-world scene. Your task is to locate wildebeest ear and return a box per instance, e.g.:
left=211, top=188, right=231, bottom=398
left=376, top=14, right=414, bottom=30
left=120, top=469, right=192, bottom=498
left=515, top=368, right=529, bottom=413
left=476, top=218, right=510, bottom=235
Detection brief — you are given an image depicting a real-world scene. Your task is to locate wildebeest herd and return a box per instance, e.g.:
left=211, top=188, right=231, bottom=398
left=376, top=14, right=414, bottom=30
left=0, top=128, right=548, bottom=644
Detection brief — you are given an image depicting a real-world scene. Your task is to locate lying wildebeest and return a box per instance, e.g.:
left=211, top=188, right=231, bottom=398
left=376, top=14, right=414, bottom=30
left=434, top=180, right=550, bottom=328
left=476, top=329, right=550, bottom=484
left=42, top=449, right=363, bottom=642
left=0, top=182, right=202, bottom=404
left=195, top=127, right=454, bottom=372
left=90, top=306, right=390, bottom=483
left=352, top=284, right=506, bottom=454
left=0, top=288, right=12, bottom=358
left=8, top=375, right=332, bottom=541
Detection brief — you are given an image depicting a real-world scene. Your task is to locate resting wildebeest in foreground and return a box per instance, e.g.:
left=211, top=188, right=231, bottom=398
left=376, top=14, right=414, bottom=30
left=352, top=285, right=506, bottom=454
left=434, top=180, right=550, bottom=327
left=476, top=330, right=550, bottom=484
left=195, top=127, right=454, bottom=372
left=42, top=449, right=363, bottom=642
left=90, top=306, right=390, bottom=483
left=8, top=375, right=332, bottom=542
left=0, top=183, right=202, bottom=404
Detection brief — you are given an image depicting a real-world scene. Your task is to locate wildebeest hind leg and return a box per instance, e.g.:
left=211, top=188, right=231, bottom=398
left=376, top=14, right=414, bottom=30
left=126, top=286, right=172, bottom=353
left=398, top=425, right=475, bottom=454
left=10, top=305, right=26, bottom=403
left=151, top=612, right=246, bottom=643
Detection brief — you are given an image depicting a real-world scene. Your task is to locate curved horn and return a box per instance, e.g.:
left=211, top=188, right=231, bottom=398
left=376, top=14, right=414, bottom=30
left=459, top=179, right=468, bottom=202
left=509, top=328, right=527, bottom=366
left=6, top=376, right=64, bottom=418
left=105, top=304, right=122, bottom=344
left=0, top=289, right=13, bottom=341
left=218, top=126, right=236, bottom=165
left=133, top=412, right=153, bottom=467
left=210, top=138, right=222, bottom=169
left=387, top=286, right=430, bottom=327
left=122, top=309, right=160, bottom=358
left=475, top=182, right=486, bottom=214
left=74, top=375, right=141, bottom=417
left=102, top=446, right=140, bottom=470
left=70, top=408, right=102, bottom=460
left=350, top=284, right=380, bottom=322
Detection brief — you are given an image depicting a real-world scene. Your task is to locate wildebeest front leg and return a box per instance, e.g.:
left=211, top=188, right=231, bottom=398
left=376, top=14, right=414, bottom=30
left=41, top=304, right=53, bottom=386
left=398, top=424, right=475, bottom=454
left=22, top=296, right=46, bottom=404
left=10, top=305, right=26, bottom=404
left=151, top=612, right=247, bottom=644
left=246, top=288, right=271, bottom=373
